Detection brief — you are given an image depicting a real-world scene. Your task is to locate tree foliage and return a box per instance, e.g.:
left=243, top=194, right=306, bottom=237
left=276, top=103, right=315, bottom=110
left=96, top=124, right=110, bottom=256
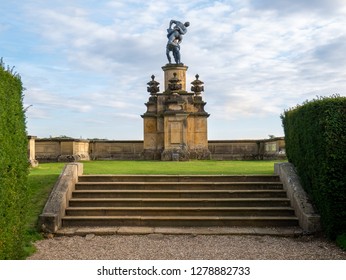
left=0, top=58, right=29, bottom=259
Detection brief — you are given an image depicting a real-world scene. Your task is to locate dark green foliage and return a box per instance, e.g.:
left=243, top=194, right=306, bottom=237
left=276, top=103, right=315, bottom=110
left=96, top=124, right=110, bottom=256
left=281, top=95, right=346, bottom=239
left=336, top=234, right=346, bottom=251
left=0, top=58, right=29, bottom=259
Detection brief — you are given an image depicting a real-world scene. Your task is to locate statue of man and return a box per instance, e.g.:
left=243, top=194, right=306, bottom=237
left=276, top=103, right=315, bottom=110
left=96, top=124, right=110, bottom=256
left=166, top=20, right=190, bottom=64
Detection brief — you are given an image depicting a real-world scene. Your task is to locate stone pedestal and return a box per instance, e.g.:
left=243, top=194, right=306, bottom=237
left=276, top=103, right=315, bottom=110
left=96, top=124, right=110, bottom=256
left=142, top=64, right=210, bottom=161
left=162, top=64, right=188, bottom=92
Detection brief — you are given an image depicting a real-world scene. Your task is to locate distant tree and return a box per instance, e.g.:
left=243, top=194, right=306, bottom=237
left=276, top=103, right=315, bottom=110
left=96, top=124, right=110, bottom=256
left=57, top=135, right=74, bottom=139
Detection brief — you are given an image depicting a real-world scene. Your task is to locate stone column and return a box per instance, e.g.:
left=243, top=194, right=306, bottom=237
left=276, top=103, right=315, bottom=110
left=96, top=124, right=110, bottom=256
left=27, top=136, right=39, bottom=167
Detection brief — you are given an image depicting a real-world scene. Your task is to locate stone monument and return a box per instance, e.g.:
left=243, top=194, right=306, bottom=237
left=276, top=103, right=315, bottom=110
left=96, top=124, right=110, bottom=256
left=141, top=20, right=210, bottom=161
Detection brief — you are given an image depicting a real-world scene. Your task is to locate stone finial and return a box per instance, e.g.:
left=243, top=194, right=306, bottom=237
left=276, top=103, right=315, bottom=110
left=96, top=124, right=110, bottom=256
left=168, top=72, right=182, bottom=92
left=147, top=75, right=160, bottom=95
left=191, top=74, right=204, bottom=95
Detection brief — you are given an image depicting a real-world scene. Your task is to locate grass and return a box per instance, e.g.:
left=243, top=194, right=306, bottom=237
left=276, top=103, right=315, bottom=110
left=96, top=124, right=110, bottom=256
left=26, top=162, right=66, bottom=227
left=23, top=162, right=66, bottom=257
left=82, top=160, right=283, bottom=175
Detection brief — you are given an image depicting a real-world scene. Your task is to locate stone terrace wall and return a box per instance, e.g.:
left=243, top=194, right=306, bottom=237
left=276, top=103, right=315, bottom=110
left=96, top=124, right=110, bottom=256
left=35, top=139, right=90, bottom=162
left=209, top=138, right=286, bottom=160
left=33, top=137, right=286, bottom=162
left=89, top=140, right=143, bottom=160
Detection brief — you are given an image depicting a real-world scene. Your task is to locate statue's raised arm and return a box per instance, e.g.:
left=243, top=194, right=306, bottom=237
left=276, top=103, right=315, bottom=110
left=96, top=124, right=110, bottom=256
left=166, top=20, right=190, bottom=64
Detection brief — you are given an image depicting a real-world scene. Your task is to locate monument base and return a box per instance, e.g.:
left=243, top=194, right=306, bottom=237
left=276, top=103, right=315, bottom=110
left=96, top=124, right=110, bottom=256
left=161, top=147, right=190, bottom=161
left=189, top=148, right=211, bottom=160
left=161, top=147, right=211, bottom=161
left=141, top=149, right=162, bottom=160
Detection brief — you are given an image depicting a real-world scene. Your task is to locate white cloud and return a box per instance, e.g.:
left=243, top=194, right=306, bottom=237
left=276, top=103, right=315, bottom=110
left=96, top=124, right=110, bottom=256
left=250, top=0, right=346, bottom=14
left=2, top=0, right=345, bottom=139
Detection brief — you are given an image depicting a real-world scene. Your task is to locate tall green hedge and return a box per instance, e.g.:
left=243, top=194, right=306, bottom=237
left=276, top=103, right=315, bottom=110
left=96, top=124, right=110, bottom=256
left=0, top=59, right=29, bottom=259
left=281, top=95, right=346, bottom=239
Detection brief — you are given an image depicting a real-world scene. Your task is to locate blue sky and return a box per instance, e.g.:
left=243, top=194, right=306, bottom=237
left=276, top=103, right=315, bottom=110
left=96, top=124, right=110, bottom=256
left=1, top=0, right=345, bottom=140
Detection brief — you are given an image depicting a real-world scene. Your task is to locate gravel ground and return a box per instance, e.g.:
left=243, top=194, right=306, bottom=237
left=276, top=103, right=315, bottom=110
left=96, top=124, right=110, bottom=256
left=28, top=234, right=346, bottom=260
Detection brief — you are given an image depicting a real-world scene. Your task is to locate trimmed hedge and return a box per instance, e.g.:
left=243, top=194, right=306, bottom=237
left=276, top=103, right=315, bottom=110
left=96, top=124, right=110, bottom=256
left=0, top=59, right=29, bottom=259
left=281, top=95, right=346, bottom=239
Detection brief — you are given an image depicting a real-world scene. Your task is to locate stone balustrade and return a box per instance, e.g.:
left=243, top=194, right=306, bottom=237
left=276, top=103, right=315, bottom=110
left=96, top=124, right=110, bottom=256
left=28, top=137, right=285, bottom=162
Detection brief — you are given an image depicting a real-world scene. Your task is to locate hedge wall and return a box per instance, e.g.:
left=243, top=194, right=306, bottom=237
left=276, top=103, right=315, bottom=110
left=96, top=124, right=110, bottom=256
left=0, top=59, right=29, bottom=259
left=281, top=95, right=346, bottom=239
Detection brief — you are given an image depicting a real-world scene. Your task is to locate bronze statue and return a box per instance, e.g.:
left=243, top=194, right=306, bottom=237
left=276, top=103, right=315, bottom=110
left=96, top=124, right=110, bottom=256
left=166, top=20, right=190, bottom=64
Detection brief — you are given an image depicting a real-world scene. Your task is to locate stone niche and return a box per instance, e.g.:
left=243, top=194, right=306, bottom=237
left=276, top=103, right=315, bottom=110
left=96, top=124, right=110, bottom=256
left=141, top=64, right=210, bottom=161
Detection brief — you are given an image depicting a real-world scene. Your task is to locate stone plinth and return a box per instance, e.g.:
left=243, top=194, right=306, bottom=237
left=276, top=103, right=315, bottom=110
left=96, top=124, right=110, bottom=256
left=142, top=64, right=210, bottom=161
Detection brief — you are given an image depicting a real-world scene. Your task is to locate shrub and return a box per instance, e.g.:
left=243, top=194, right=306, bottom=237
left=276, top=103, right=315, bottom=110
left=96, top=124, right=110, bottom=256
left=281, top=95, right=346, bottom=239
left=0, top=59, right=29, bottom=259
left=336, top=234, right=346, bottom=251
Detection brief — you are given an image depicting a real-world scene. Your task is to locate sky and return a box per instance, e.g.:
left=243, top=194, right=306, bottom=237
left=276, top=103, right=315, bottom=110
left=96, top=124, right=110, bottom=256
left=1, top=0, right=345, bottom=140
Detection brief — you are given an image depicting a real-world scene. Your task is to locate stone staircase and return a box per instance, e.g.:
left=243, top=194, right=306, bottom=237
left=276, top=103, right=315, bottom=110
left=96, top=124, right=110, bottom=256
left=61, top=175, right=299, bottom=228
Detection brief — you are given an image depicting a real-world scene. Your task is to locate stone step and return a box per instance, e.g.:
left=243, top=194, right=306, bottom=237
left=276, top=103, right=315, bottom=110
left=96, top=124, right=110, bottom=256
left=65, top=206, right=295, bottom=217
left=72, top=189, right=287, bottom=199
left=60, top=174, right=301, bottom=232
left=56, top=226, right=304, bottom=237
left=68, top=198, right=291, bottom=208
left=62, top=215, right=299, bottom=227
left=78, top=175, right=281, bottom=183
left=75, top=181, right=284, bottom=190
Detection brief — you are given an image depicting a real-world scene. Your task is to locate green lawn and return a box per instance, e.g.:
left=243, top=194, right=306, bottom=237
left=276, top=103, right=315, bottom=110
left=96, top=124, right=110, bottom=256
left=82, top=160, right=283, bottom=175
left=24, top=162, right=66, bottom=256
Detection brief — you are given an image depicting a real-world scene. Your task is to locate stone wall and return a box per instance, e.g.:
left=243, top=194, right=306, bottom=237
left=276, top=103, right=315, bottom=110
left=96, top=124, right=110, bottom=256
left=35, top=139, right=90, bottom=162
left=89, top=140, right=143, bottom=160
left=33, top=137, right=286, bottom=162
left=209, top=138, right=286, bottom=160
left=274, top=162, right=321, bottom=232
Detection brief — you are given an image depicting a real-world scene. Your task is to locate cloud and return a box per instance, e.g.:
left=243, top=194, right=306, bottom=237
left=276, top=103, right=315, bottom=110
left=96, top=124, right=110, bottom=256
left=2, top=0, right=345, bottom=139
left=250, top=0, right=346, bottom=15
left=313, top=36, right=346, bottom=66
left=25, top=87, right=93, bottom=114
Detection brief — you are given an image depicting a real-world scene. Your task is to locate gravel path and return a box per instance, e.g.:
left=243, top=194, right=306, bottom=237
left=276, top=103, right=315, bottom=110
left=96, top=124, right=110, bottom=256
left=28, top=234, right=346, bottom=260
